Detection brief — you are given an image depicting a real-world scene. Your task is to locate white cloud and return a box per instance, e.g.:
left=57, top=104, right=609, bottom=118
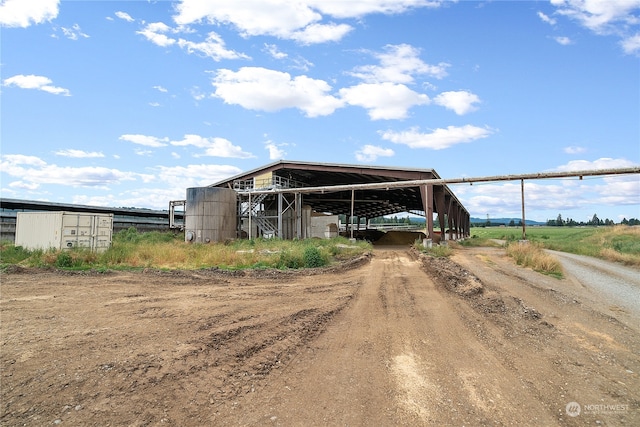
left=119, top=134, right=169, bottom=147
left=0, top=154, right=137, bottom=188
left=59, top=23, right=89, bottom=40
left=172, top=0, right=442, bottom=44
left=153, top=85, right=168, bottom=92
left=265, top=142, right=286, bottom=160
left=311, top=0, right=444, bottom=18
left=171, top=134, right=255, bottom=158
left=115, top=11, right=134, bottom=22
left=153, top=164, right=243, bottom=188
left=355, top=144, right=395, bottom=162
left=1, top=154, right=47, bottom=166
left=380, top=125, right=494, bottom=150
left=191, top=87, right=206, bottom=101
left=212, top=67, right=344, bottom=117
left=54, top=149, right=104, bottom=158
left=0, top=0, right=59, bottom=27
left=554, top=36, right=573, bottom=45
left=553, top=157, right=638, bottom=172
left=149, top=102, right=161, bottom=107
left=264, top=43, right=288, bottom=59
left=433, top=90, right=481, bottom=115
left=563, top=145, right=587, bottom=154
left=136, top=22, right=176, bottom=47
left=551, top=0, right=640, bottom=54
left=339, top=82, right=429, bottom=120
left=177, top=31, right=250, bottom=61
left=458, top=181, right=586, bottom=217
left=9, top=181, right=40, bottom=190
left=173, top=0, right=321, bottom=38
left=290, top=22, right=352, bottom=45
left=2, top=74, right=70, bottom=96
left=349, top=44, right=450, bottom=84
left=537, top=11, right=557, bottom=25
left=456, top=158, right=640, bottom=219
left=621, top=32, right=640, bottom=54
left=138, top=22, right=248, bottom=61
left=551, top=0, right=640, bottom=33
left=134, top=149, right=153, bottom=157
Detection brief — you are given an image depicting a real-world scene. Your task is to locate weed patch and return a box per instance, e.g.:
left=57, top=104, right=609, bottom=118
left=506, top=242, right=563, bottom=278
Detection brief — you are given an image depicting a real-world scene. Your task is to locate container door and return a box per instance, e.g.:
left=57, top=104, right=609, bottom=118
left=94, top=215, right=113, bottom=250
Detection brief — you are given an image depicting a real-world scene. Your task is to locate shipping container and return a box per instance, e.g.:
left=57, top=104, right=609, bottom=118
left=15, top=212, right=113, bottom=252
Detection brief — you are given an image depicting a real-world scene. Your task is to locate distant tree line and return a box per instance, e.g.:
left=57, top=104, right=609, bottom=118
left=368, top=216, right=418, bottom=225
left=546, top=213, right=640, bottom=227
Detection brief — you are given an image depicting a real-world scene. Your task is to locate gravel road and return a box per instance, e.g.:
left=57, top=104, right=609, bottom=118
left=547, top=249, right=640, bottom=319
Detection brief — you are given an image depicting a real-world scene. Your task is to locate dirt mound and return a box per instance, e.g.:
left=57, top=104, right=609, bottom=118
left=373, top=230, right=426, bottom=246
left=418, top=249, right=555, bottom=339
left=417, top=251, right=484, bottom=296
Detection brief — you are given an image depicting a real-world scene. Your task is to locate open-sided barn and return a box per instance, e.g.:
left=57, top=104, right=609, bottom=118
left=191, top=160, right=470, bottom=243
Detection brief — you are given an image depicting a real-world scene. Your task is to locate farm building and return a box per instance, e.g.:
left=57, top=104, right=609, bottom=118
left=177, top=160, right=470, bottom=244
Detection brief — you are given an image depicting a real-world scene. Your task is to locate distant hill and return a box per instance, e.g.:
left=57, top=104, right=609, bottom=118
left=392, top=216, right=545, bottom=226
left=470, top=217, right=545, bottom=226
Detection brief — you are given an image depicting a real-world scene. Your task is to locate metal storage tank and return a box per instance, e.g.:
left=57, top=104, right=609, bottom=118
left=185, top=187, right=237, bottom=243
left=15, top=211, right=113, bottom=252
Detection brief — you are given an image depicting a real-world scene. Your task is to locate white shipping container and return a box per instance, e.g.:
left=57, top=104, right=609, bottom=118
left=15, top=212, right=113, bottom=252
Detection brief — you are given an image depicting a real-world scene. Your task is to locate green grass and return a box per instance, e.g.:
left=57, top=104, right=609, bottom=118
left=413, top=241, right=454, bottom=257
left=469, top=225, right=640, bottom=266
left=0, top=241, right=33, bottom=266
left=0, top=228, right=371, bottom=271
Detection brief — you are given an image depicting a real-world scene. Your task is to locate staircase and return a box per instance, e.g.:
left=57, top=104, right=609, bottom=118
left=241, top=193, right=279, bottom=238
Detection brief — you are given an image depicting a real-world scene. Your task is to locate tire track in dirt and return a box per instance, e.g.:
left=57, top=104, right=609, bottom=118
left=236, top=249, right=558, bottom=426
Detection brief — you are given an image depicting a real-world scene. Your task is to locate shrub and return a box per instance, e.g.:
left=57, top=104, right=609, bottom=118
left=277, top=251, right=303, bottom=269
left=303, top=246, right=326, bottom=268
left=55, top=252, right=74, bottom=268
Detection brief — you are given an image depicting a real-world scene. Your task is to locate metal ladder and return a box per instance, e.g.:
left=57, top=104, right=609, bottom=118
left=241, top=193, right=279, bottom=238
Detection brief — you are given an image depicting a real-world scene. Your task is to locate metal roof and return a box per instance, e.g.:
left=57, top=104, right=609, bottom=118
left=210, top=160, right=466, bottom=219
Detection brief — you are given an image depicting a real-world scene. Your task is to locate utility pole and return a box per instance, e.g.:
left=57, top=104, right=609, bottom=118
left=521, top=179, right=526, bottom=240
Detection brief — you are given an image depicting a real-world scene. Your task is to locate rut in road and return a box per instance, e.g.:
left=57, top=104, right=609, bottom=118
left=236, top=249, right=556, bottom=426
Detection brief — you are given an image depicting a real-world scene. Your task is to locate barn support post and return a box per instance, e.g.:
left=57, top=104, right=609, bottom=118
left=421, top=184, right=434, bottom=240
left=295, top=192, right=302, bottom=239
left=455, top=204, right=463, bottom=240
left=447, top=197, right=454, bottom=241
left=277, top=192, right=283, bottom=238
left=466, top=213, right=471, bottom=237
left=350, top=189, right=355, bottom=240
left=521, top=179, right=527, bottom=240
left=248, top=192, right=252, bottom=240
left=434, top=186, right=447, bottom=242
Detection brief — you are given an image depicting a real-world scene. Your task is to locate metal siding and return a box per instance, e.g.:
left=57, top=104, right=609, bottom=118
left=15, top=212, right=113, bottom=252
left=185, top=187, right=237, bottom=243
left=16, top=212, right=63, bottom=250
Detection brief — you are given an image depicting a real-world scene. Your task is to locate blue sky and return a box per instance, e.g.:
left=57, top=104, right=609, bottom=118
left=1, top=0, right=639, bottom=223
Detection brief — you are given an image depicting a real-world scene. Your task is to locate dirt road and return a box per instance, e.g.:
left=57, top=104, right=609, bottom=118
left=1, top=246, right=638, bottom=426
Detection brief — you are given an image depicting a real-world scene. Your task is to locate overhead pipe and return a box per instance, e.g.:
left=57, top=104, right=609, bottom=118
left=236, top=167, right=640, bottom=197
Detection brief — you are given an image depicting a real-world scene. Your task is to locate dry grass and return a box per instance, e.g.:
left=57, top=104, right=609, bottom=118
left=7, top=229, right=372, bottom=271
left=506, top=241, right=563, bottom=278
